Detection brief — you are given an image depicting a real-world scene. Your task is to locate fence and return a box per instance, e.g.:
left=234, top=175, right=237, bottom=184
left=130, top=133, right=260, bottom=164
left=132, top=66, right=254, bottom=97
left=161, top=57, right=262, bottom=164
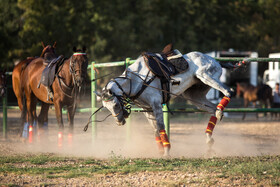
left=2, top=57, right=280, bottom=139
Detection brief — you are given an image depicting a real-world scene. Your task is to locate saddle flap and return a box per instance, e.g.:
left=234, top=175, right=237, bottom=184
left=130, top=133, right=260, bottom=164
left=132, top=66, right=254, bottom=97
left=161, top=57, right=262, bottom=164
left=39, top=56, right=64, bottom=87
left=143, top=52, right=175, bottom=80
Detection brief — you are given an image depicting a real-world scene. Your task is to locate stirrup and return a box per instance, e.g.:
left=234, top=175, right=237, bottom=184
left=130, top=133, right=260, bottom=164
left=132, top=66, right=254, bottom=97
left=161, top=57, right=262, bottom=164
left=47, top=91, right=54, bottom=101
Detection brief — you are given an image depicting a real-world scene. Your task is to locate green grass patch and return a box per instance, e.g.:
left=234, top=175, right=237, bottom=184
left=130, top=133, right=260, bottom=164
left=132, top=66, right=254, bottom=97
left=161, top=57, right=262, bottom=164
left=0, top=154, right=279, bottom=182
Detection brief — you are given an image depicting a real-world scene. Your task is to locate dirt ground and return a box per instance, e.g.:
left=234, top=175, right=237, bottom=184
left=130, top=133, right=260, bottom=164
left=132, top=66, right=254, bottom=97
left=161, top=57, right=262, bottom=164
left=0, top=109, right=280, bottom=186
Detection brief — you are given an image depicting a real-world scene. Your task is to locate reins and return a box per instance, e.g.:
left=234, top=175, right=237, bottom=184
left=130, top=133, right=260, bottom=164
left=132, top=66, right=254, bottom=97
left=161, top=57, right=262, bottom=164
left=83, top=106, right=112, bottom=132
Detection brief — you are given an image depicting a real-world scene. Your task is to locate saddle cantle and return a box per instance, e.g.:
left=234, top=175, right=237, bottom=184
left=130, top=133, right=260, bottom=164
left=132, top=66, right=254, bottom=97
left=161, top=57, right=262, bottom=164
left=37, top=55, right=64, bottom=89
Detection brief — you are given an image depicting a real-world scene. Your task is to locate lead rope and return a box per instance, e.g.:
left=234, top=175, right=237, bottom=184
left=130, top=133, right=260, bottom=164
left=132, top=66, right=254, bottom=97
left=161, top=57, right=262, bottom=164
left=83, top=106, right=112, bottom=132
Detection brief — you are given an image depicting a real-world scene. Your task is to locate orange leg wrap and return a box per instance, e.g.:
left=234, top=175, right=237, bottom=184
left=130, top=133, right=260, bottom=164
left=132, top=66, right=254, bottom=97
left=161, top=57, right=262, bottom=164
left=28, top=125, right=33, bottom=143
left=58, top=132, right=63, bottom=147
left=217, top=96, right=230, bottom=111
left=155, top=136, right=164, bottom=152
left=159, top=130, right=171, bottom=149
left=205, top=116, right=217, bottom=135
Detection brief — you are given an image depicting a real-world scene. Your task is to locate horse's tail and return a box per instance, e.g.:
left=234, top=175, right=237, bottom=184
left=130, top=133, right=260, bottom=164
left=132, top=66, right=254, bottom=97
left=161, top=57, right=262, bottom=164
left=257, top=84, right=274, bottom=108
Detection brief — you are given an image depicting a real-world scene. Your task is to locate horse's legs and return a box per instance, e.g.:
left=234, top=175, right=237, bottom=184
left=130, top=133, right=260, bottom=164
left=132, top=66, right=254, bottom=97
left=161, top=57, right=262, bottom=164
left=143, top=111, right=164, bottom=155
left=149, top=102, right=171, bottom=157
left=242, top=99, right=249, bottom=120
left=25, top=92, right=37, bottom=142
left=182, top=84, right=216, bottom=113
left=253, top=102, right=258, bottom=119
left=19, top=96, right=28, bottom=138
left=54, top=100, right=64, bottom=147
left=37, top=103, right=49, bottom=139
left=195, top=73, right=233, bottom=146
left=67, top=105, right=75, bottom=145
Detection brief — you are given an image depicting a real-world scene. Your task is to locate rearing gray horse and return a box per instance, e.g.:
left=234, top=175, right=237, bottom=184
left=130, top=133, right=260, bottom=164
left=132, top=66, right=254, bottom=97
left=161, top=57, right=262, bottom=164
left=98, top=44, right=240, bottom=157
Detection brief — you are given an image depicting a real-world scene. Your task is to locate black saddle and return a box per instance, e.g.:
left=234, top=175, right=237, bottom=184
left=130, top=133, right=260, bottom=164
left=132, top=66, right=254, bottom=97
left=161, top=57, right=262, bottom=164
left=142, top=51, right=188, bottom=81
left=38, top=55, right=64, bottom=89
left=142, top=50, right=188, bottom=104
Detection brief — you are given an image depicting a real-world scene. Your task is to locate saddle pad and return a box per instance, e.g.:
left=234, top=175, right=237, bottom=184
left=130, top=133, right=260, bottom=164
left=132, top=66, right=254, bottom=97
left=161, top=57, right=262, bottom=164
left=168, top=56, right=189, bottom=74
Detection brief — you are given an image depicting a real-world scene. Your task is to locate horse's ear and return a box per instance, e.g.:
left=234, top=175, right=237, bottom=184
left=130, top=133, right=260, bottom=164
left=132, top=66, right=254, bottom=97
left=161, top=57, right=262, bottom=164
left=82, top=46, right=87, bottom=53
left=162, top=43, right=173, bottom=54
left=53, top=41, right=57, bottom=48
left=73, top=47, right=77, bottom=52
left=41, top=41, right=45, bottom=48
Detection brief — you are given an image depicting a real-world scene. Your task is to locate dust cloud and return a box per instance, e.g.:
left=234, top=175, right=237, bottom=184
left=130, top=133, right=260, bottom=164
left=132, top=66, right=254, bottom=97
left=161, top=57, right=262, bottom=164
left=2, top=110, right=280, bottom=158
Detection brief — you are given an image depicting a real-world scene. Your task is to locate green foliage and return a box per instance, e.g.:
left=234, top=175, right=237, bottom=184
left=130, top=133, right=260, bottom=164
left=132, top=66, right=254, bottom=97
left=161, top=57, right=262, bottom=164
left=2, top=0, right=280, bottom=69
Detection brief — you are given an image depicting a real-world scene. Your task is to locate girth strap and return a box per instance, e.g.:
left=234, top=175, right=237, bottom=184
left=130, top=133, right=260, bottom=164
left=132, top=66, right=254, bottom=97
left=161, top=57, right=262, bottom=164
left=130, top=75, right=156, bottom=100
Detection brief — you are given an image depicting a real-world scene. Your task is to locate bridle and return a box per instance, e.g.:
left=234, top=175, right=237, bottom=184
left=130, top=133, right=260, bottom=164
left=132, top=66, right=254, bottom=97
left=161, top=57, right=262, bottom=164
left=70, top=52, right=88, bottom=89
left=56, top=52, right=87, bottom=97
left=103, top=81, right=132, bottom=118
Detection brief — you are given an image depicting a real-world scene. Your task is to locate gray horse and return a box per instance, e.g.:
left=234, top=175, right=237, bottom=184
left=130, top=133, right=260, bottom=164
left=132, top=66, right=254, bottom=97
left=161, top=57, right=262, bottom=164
left=98, top=44, right=239, bottom=157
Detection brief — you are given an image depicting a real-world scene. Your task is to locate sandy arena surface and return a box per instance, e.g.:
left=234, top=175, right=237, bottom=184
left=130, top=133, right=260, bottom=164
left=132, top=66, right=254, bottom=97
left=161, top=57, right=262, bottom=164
left=0, top=109, right=279, bottom=186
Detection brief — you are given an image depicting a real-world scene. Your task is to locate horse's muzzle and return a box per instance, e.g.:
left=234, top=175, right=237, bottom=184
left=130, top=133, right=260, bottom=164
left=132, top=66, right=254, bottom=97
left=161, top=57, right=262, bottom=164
left=116, top=118, right=126, bottom=126
left=76, top=78, right=83, bottom=87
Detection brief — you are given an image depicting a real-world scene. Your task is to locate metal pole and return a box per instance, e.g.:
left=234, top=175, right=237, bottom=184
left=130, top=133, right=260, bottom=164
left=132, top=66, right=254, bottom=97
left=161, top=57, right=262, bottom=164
left=163, top=104, right=170, bottom=137
left=91, top=62, right=97, bottom=142
left=3, top=89, right=7, bottom=139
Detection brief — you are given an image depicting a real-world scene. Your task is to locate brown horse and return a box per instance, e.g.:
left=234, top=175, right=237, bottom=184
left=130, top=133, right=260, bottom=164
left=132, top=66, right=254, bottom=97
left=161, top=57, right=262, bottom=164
left=236, top=82, right=273, bottom=120
left=0, top=70, right=6, bottom=97
left=22, top=47, right=88, bottom=146
left=12, top=42, right=57, bottom=138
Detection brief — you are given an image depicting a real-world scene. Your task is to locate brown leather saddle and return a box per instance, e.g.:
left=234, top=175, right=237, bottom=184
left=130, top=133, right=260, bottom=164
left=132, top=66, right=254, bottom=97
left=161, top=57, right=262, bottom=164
left=37, top=55, right=64, bottom=89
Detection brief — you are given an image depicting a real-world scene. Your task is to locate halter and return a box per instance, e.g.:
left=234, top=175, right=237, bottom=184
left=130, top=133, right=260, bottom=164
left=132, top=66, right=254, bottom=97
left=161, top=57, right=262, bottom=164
left=56, top=52, right=87, bottom=99
left=69, top=52, right=87, bottom=87
left=103, top=80, right=132, bottom=118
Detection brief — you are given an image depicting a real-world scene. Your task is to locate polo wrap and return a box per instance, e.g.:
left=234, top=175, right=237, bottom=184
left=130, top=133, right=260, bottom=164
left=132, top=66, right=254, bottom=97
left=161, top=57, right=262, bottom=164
left=159, top=129, right=170, bottom=148
left=155, top=136, right=164, bottom=151
left=217, top=96, right=230, bottom=111
left=205, top=116, right=217, bottom=135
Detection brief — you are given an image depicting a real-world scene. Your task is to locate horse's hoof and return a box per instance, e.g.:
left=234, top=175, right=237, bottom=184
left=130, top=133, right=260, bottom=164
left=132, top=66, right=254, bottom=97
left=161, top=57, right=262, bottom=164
left=162, top=147, right=170, bottom=158
left=205, top=133, right=214, bottom=147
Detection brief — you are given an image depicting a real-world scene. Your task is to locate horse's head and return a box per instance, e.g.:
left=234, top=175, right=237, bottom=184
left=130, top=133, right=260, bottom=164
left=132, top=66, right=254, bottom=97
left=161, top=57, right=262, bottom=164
left=70, top=46, right=88, bottom=88
left=0, top=70, right=7, bottom=97
left=40, top=42, right=57, bottom=60
left=99, top=86, right=129, bottom=126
